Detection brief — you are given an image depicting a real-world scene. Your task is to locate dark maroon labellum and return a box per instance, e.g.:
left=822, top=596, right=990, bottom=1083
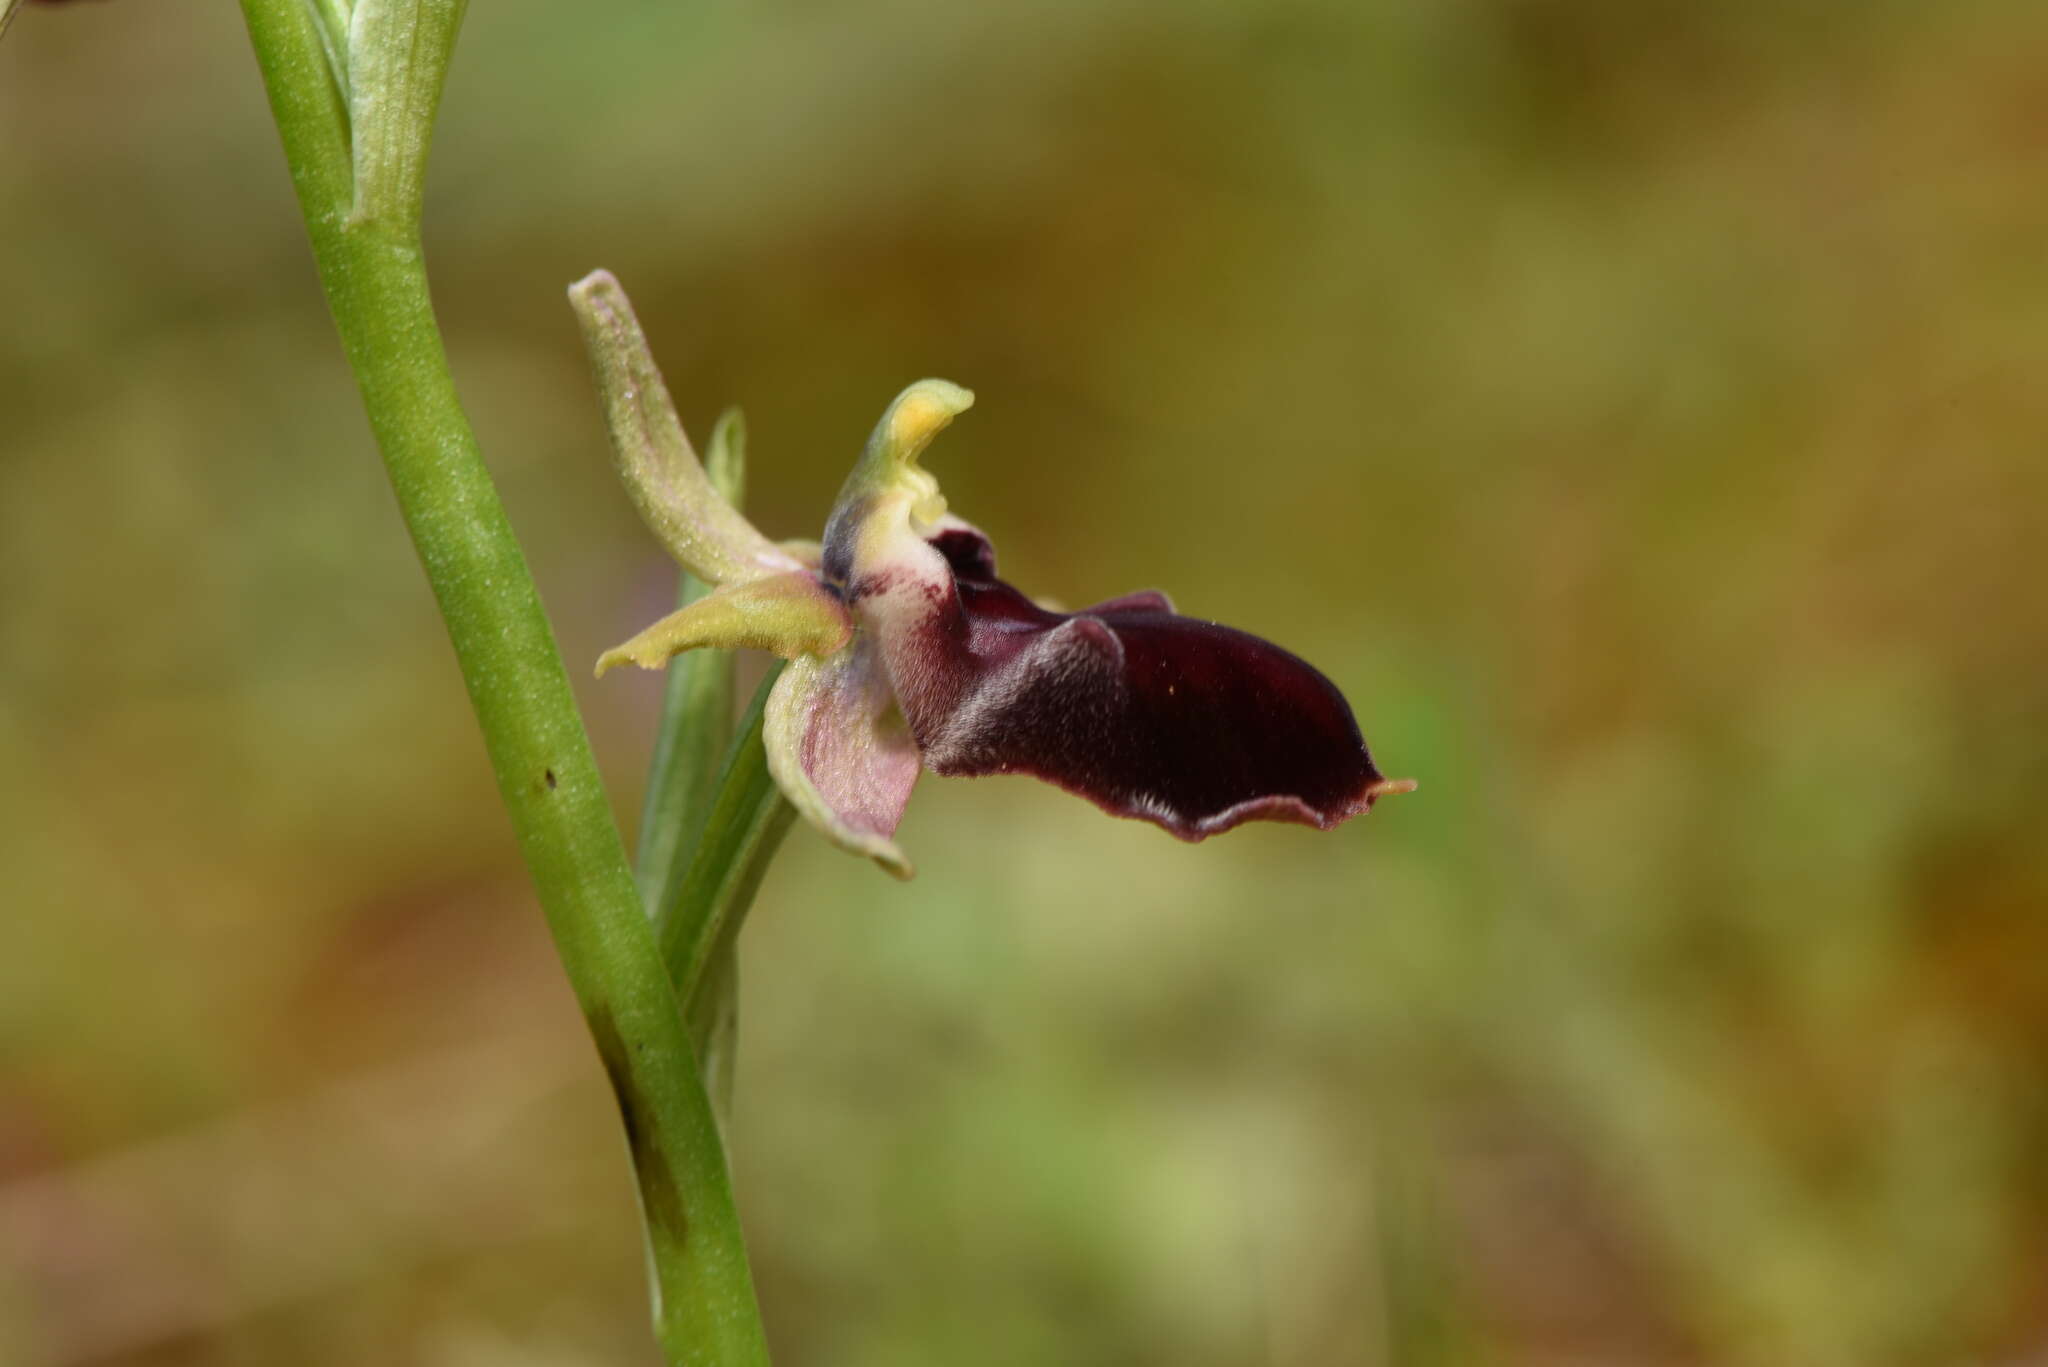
left=884, top=531, right=1406, bottom=839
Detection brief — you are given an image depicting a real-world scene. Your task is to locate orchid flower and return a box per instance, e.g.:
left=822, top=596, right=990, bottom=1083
left=571, top=271, right=1413, bottom=879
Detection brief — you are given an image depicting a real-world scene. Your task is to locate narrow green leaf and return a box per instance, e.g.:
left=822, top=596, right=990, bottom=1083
left=662, top=667, right=798, bottom=1028
left=693, top=943, right=741, bottom=1124
left=636, top=410, right=748, bottom=917
left=345, top=0, right=467, bottom=229
left=305, top=0, right=354, bottom=105
left=637, top=412, right=758, bottom=1133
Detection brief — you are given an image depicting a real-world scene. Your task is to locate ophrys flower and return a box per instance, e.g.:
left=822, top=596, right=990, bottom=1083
left=572, top=271, right=1412, bottom=879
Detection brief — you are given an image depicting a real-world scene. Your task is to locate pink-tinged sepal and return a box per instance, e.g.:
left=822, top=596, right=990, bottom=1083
left=764, top=638, right=922, bottom=879
left=896, top=574, right=1410, bottom=839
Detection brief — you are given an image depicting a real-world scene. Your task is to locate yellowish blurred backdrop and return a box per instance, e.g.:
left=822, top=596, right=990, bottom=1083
left=4, top=2, right=2047, bottom=1363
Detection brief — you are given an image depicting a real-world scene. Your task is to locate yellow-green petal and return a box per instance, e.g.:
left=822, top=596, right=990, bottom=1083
left=595, top=571, right=852, bottom=677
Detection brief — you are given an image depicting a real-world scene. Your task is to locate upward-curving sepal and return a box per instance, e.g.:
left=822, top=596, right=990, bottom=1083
left=569, top=271, right=807, bottom=586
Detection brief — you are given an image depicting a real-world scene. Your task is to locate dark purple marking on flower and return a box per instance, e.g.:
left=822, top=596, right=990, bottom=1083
left=819, top=498, right=867, bottom=586
left=929, top=525, right=998, bottom=581
left=880, top=541, right=1404, bottom=839
left=847, top=566, right=905, bottom=601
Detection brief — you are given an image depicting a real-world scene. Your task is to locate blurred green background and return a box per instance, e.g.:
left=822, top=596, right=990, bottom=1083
left=5, top=1, right=2048, bottom=1363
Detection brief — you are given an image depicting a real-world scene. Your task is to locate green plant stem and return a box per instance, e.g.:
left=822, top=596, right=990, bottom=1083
left=239, top=4, right=767, bottom=1362
left=662, top=669, right=798, bottom=1031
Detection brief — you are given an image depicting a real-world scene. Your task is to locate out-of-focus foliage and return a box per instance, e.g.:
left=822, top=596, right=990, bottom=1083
left=4, top=1, right=2047, bottom=1363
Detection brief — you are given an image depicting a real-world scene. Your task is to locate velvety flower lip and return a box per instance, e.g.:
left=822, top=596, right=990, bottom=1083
left=880, top=532, right=1412, bottom=840
left=573, top=270, right=1411, bottom=878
